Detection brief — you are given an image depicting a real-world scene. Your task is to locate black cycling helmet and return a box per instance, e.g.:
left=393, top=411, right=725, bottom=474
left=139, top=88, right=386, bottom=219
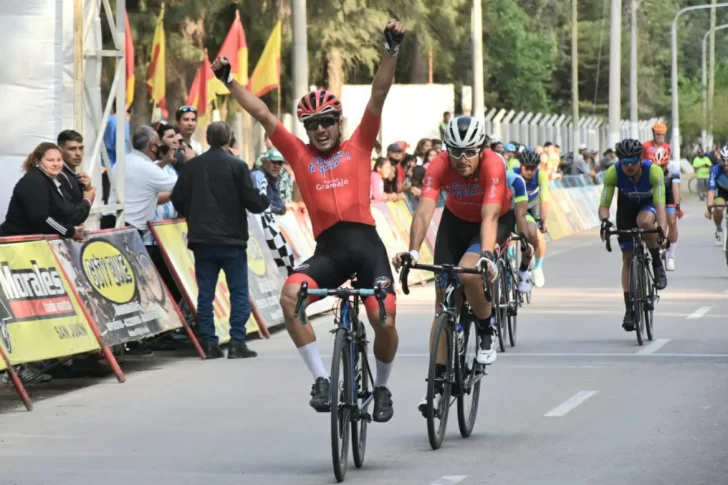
left=520, top=149, right=541, bottom=167
left=615, top=138, right=643, bottom=159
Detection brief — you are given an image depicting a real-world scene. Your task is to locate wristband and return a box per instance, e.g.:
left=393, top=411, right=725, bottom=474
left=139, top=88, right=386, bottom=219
left=409, top=250, right=420, bottom=261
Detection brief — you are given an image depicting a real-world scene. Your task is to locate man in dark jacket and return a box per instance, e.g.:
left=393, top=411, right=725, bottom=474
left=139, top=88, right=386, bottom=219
left=57, top=130, right=93, bottom=224
left=171, top=121, right=269, bottom=359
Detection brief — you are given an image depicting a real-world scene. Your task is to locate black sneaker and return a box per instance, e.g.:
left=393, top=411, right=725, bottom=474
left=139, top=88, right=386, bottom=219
left=204, top=343, right=224, bottom=360
left=309, top=377, right=331, bottom=412
left=228, top=343, right=257, bottom=359
left=622, top=311, right=636, bottom=332
left=653, top=263, right=667, bottom=290
left=372, top=386, right=394, bottom=423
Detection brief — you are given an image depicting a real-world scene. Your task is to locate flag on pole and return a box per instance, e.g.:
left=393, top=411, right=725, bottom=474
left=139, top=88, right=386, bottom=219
left=248, top=20, right=282, bottom=97
left=124, top=11, right=135, bottom=110
left=146, top=4, right=167, bottom=117
left=186, top=50, right=227, bottom=117
left=217, top=10, right=249, bottom=86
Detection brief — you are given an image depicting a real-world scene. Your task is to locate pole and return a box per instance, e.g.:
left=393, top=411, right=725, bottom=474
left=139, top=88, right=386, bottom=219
left=671, top=3, right=728, bottom=163
left=292, top=0, right=308, bottom=138
left=708, top=0, right=717, bottom=149
left=428, top=49, right=434, bottom=84
left=74, top=0, right=84, bottom=135
left=472, top=0, right=485, bottom=119
left=572, top=0, right=580, bottom=161
left=116, top=0, right=126, bottom=226
left=629, top=0, right=639, bottom=139
left=608, top=0, right=621, bottom=148
left=703, top=31, right=710, bottom=149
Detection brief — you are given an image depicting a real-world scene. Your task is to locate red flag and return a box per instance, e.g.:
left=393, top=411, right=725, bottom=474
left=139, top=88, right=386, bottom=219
left=124, top=11, right=135, bottom=110
left=217, top=10, right=249, bottom=86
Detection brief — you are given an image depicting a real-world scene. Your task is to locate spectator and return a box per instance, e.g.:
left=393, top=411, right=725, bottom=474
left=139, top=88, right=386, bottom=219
left=57, top=130, right=93, bottom=223
left=422, top=148, right=438, bottom=169
left=431, top=138, right=443, bottom=153
left=254, top=134, right=278, bottom=168
left=572, top=144, right=593, bottom=178
left=599, top=148, right=618, bottom=172
left=371, top=157, right=402, bottom=202
left=171, top=121, right=269, bottom=360
left=491, top=140, right=505, bottom=155
left=692, top=148, right=713, bottom=201
left=102, top=107, right=131, bottom=204
left=176, top=106, right=203, bottom=155
left=386, top=142, right=404, bottom=173
left=543, top=142, right=561, bottom=179
left=251, top=148, right=296, bottom=278
left=414, top=138, right=432, bottom=165
left=439, top=111, right=452, bottom=139
left=0, top=142, right=94, bottom=239
left=397, top=154, right=417, bottom=192
left=372, top=140, right=382, bottom=161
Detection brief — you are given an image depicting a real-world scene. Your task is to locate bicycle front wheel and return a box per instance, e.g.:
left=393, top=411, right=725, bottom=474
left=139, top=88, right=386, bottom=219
left=643, top=266, right=655, bottom=341
left=427, top=313, right=452, bottom=450
left=330, top=329, right=352, bottom=482
left=351, top=335, right=369, bottom=469
left=496, top=262, right=508, bottom=352
left=457, top=313, right=481, bottom=438
left=630, top=257, right=645, bottom=346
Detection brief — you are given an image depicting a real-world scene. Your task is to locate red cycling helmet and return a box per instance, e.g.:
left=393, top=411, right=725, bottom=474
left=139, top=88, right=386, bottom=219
left=296, top=90, right=342, bottom=122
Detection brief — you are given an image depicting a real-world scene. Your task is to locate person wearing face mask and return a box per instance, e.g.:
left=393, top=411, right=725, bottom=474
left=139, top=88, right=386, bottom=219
left=211, top=20, right=406, bottom=422
left=1, top=142, right=95, bottom=240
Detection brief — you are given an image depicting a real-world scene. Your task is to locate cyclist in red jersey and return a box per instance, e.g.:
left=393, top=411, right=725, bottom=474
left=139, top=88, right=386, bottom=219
left=392, top=116, right=510, bottom=414
left=211, top=20, right=405, bottom=423
left=642, top=121, right=672, bottom=164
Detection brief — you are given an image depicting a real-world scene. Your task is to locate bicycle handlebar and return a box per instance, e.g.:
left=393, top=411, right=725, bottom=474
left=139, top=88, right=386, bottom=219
left=397, top=253, right=492, bottom=302
left=603, top=227, right=662, bottom=253
left=293, top=281, right=388, bottom=326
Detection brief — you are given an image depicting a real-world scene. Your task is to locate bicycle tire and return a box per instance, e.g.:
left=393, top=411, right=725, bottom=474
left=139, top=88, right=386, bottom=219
left=495, top=263, right=507, bottom=352
left=508, top=268, right=519, bottom=347
left=330, top=329, right=352, bottom=482
left=643, top=267, right=655, bottom=341
left=457, top=313, right=481, bottom=438
left=351, top=334, right=369, bottom=469
left=630, top=256, right=645, bottom=346
left=427, top=312, right=452, bottom=450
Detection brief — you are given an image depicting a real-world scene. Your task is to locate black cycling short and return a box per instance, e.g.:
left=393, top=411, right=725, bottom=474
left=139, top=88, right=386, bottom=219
left=286, top=222, right=396, bottom=310
left=664, top=173, right=675, bottom=207
left=434, top=207, right=514, bottom=267
left=615, top=192, right=656, bottom=251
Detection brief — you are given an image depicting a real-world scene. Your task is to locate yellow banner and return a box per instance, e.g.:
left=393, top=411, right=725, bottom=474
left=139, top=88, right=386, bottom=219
left=150, top=221, right=259, bottom=343
left=386, top=201, right=435, bottom=281
left=0, top=240, right=99, bottom=367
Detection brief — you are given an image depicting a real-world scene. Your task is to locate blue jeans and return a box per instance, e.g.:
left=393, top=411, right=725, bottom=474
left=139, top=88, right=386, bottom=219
left=193, top=246, right=251, bottom=346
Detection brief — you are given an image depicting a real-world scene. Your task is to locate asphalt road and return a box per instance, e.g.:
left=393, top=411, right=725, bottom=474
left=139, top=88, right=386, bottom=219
left=1, top=196, right=727, bottom=485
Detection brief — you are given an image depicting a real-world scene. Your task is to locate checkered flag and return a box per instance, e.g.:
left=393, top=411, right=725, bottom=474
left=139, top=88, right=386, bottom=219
left=257, top=211, right=295, bottom=278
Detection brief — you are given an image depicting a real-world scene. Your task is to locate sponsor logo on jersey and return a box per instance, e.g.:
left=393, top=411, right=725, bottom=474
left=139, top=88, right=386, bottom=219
left=308, top=150, right=352, bottom=176
left=449, top=182, right=483, bottom=200
left=316, top=178, right=349, bottom=191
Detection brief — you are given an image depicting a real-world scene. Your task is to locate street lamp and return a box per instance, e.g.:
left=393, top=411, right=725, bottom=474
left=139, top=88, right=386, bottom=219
left=702, top=24, right=728, bottom=149
left=671, top=2, right=728, bottom=162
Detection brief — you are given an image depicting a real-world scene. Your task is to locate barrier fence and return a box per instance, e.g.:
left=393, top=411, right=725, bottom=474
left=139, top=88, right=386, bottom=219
left=0, top=175, right=607, bottom=411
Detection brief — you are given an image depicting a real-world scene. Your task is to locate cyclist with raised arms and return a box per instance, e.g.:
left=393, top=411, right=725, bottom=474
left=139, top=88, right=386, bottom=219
left=649, top=146, right=681, bottom=271
left=392, top=116, right=511, bottom=412
left=705, top=146, right=728, bottom=246
left=211, top=20, right=406, bottom=423
left=599, top=139, right=667, bottom=332
left=513, top=150, right=550, bottom=287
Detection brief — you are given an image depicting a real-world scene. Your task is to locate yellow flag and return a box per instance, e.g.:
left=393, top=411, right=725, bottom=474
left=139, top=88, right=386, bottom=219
left=248, top=20, right=281, bottom=97
left=146, top=5, right=166, bottom=108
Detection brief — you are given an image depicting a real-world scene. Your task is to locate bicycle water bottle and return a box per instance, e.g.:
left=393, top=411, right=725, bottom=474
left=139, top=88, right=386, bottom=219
left=456, top=323, right=464, bottom=354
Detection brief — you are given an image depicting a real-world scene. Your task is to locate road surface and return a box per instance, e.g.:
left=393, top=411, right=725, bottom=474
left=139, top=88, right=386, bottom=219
left=1, top=196, right=727, bottom=485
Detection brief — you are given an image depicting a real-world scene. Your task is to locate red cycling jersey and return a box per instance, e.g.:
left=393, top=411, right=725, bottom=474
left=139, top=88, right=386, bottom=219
left=642, top=140, right=672, bottom=163
left=269, top=109, right=379, bottom=239
left=421, top=149, right=510, bottom=221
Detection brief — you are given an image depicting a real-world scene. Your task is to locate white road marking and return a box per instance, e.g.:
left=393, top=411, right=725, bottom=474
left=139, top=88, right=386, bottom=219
left=430, top=476, right=467, bottom=485
left=544, top=390, right=599, bottom=417
left=636, top=338, right=672, bottom=355
left=260, top=352, right=728, bottom=359
left=687, top=306, right=712, bottom=319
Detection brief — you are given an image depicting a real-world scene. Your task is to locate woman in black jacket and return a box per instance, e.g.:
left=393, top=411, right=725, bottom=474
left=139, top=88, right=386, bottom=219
left=0, top=142, right=96, bottom=240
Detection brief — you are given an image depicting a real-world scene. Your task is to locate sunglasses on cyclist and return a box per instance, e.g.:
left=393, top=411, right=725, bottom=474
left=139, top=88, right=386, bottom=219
left=304, top=117, right=338, bottom=131
left=620, top=156, right=641, bottom=166
left=448, top=148, right=480, bottom=159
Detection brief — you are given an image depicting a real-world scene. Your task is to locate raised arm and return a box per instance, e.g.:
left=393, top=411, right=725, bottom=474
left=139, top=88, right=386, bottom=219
left=366, top=20, right=406, bottom=116
left=212, top=58, right=278, bottom=135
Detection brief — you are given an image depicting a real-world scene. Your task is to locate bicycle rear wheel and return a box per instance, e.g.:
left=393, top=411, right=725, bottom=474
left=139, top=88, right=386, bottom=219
left=351, top=334, right=369, bottom=469
left=630, top=257, right=645, bottom=346
left=457, top=313, right=481, bottom=438
left=508, top=268, right=519, bottom=347
left=427, top=313, right=452, bottom=450
left=330, top=329, right=352, bottom=482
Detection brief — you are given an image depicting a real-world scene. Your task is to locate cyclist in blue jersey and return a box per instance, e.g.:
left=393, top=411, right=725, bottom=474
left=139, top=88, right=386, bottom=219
left=599, top=139, right=668, bottom=332
left=506, top=170, right=534, bottom=293
left=513, top=150, right=549, bottom=287
left=706, top=146, right=728, bottom=246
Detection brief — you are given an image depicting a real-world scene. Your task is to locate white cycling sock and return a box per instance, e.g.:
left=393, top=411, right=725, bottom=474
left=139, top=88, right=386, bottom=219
left=374, top=358, right=393, bottom=388
left=667, top=243, right=677, bottom=258
left=298, top=341, right=328, bottom=380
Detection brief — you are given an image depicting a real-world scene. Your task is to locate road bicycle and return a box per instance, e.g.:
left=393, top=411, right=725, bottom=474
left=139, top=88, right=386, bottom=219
left=708, top=203, right=728, bottom=265
left=294, top=279, right=388, bottom=482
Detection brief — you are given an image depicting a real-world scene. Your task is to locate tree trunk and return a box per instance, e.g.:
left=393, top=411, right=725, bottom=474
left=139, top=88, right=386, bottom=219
left=327, top=48, right=344, bottom=98
left=409, top=36, right=428, bottom=84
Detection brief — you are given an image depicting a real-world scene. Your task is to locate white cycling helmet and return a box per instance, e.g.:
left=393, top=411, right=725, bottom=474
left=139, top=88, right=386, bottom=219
left=443, top=116, right=487, bottom=150
left=719, top=145, right=728, bottom=160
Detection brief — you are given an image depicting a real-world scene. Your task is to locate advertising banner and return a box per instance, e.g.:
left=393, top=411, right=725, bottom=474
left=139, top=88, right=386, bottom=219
left=0, top=240, right=99, bottom=366
left=246, top=214, right=285, bottom=327
left=149, top=220, right=260, bottom=342
left=371, top=203, right=422, bottom=289
left=386, top=201, right=434, bottom=281
left=49, top=229, right=186, bottom=346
